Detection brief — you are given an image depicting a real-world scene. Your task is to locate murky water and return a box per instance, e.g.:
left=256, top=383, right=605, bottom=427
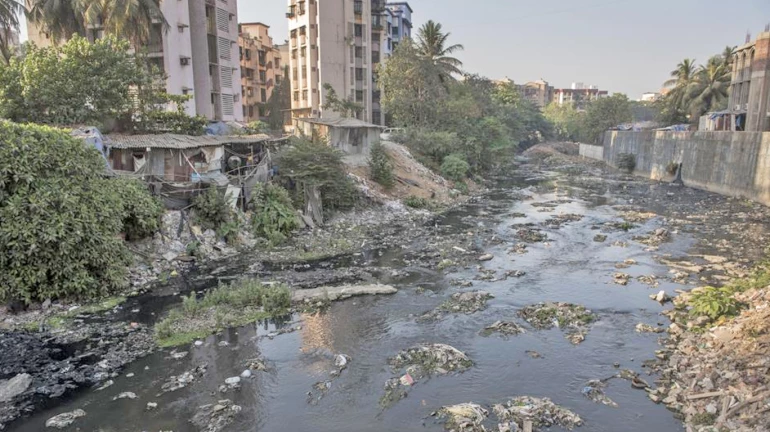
left=10, top=171, right=690, bottom=432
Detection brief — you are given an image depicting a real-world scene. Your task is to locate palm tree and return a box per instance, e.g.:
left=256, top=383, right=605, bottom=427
left=0, top=0, right=23, bottom=62
left=28, top=0, right=167, bottom=46
left=663, top=58, right=697, bottom=115
left=415, top=20, right=464, bottom=83
left=721, top=45, right=736, bottom=70
left=686, top=56, right=731, bottom=117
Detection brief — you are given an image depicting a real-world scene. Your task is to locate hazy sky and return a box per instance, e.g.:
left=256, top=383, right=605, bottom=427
left=241, top=0, right=770, bottom=98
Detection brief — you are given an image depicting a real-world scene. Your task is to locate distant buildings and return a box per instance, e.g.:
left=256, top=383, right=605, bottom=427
left=239, top=23, right=285, bottom=122
left=26, top=0, right=244, bottom=122
left=728, top=30, right=770, bottom=131
left=640, top=92, right=661, bottom=102
left=517, top=80, right=553, bottom=108
left=286, top=0, right=412, bottom=125
left=552, top=87, right=608, bottom=107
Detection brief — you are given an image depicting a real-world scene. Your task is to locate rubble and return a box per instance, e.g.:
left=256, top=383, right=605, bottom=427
left=613, top=272, right=630, bottom=285
left=508, top=243, right=529, bottom=254
left=492, top=396, right=583, bottom=431
left=434, top=403, right=489, bottom=432
left=481, top=321, right=525, bottom=337
left=593, top=234, right=607, bottom=242
left=635, top=323, right=665, bottom=334
left=634, top=228, right=672, bottom=246
left=637, top=275, right=659, bottom=287
left=419, top=291, right=493, bottom=321
left=516, top=228, right=547, bottom=243
left=518, top=302, right=596, bottom=344
left=45, top=409, right=86, bottom=429
left=190, top=399, right=242, bottom=432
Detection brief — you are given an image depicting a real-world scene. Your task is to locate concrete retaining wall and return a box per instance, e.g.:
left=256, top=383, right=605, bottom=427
left=579, top=143, right=603, bottom=160
left=602, top=131, right=770, bottom=205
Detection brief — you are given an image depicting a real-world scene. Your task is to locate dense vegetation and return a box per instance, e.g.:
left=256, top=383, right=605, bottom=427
left=368, top=141, right=395, bottom=188
left=0, top=122, right=161, bottom=303
left=0, top=35, right=205, bottom=134
left=655, top=48, right=734, bottom=126
left=543, top=93, right=633, bottom=143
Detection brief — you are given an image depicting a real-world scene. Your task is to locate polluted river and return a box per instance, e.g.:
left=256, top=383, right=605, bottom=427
left=9, top=148, right=770, bottom=432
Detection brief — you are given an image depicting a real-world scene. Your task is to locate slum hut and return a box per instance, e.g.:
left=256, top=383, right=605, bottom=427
left=106, top=133, right=272, bottom=208
left=292, top=117, right=382, bottom=154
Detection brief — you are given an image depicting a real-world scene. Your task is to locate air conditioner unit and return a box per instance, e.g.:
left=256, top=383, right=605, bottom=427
left=180, top=57, right=190, bottom=66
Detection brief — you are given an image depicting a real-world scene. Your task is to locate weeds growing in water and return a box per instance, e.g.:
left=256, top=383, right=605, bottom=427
left=154, top=279, right=291, bottom=347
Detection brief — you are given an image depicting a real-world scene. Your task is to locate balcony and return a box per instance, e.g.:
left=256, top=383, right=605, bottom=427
left=372, top=0, right=386, bottom=13
left=286, top=6, right=296, bottom=18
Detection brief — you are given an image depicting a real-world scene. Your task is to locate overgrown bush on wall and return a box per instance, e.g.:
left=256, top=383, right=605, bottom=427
left=277, top=137, right=357, bottom=214
left=616, top=153, right=637, bottom=173
left=0, top=121, right=160, bottom=303
left=116, top=178, right=164, bottom=241
left=250, top=183, right=298, bottom=245
left=368, top=141, right=395, bottom=188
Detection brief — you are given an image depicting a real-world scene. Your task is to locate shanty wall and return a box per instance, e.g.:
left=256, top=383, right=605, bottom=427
left=109, top=147, right=224, bottom=182
left=602, top=130, right=770, bottom=205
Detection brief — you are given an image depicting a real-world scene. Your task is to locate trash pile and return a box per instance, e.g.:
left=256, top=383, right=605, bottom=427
left=518, top=302, right=597, bottom=344
left=492, top=396, right=584, bottom=431
left=434, top=403, right=489, bottom=432
left=634, top=228, right=672, bottom=246
left=381, top=344, right=472, bottom=408
left=635, top=323, right=664, bottom=334
left=581, top=379, right=617, bottom=407
left=516, top=228, right=547, bottom=243
left=307, top=353, right=351, bottom=405
left=481, top=321, right=525, bottom=337
left=650, top=287, right=770, bottom=431
left=160, top=364, right=207, bottom=393
left=190, top=399, right=242, bottom=432
left=613, top=272, right=630, bottom=285
left=419, top=291, right=493, bottom=321
left=433, top=396, right=583, bottom=432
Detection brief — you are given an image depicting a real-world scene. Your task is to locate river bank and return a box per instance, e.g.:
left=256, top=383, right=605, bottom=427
left=3, top=142, right=770, bottom=431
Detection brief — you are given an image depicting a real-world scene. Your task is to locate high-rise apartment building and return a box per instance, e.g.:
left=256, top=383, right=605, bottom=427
left=26, top=0, right=243, bottom=122
left=239, top=23, right=285, bottom=122
left=728, top=31, right=770, bottom=132
left=287, top=0, right=412, bottom=125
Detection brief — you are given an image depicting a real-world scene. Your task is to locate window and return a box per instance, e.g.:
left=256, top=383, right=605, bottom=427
left=290, top=29, right=297, bottom=39
left=354, top=0, right=362, bottom=14
left=216, top=8, right=229, bottom=32
left=294, top=91, right=299, bottom=101
left=302, top=90, right=308, bottom=100
left=261, top=88, right=267, bottom=102
left=293, top=69, right=298, bottom=80
left=245, top=49, right=251, bottom=60
left=355, top=47, right=362, bottom=58
left=355, top=68, right=364, bottom=81
left=247, top=87, right=253, bottom=97
left=259, top=70, right=266, bottom=82
left=300, top=47, right=306, bottom=57
left=248, top=105, right=254, bottom=117
left=275, top=58, right=280, bottom=68
left=356, top=90, right=363, bottom=102
left=292, top=49, right=297, bottom=59
left=302, top=68, right=307, bottom=79
left=354, top=24, right=362, bottom=37
left=298, top=1, right=305, bottom=14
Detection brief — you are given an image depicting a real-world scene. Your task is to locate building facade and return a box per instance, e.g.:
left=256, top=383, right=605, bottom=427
left=728, top=31, right=770, bottom=132
left=26, top=0, right=243, bottom=122
left=287, top=0, right=411, bottom=125
left=239, top=23, right=284, bottom=122
left=517, top=80, right=553, bottom=108
left=552, top=88, right=608, bottom=107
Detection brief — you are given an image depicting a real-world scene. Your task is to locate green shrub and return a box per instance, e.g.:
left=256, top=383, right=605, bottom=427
left=440, top=154, right=470, bottom=182
left=216, top=219, right=242, bottom=245
left=244, top=120, right=269, bottom=134
left=250, top=183, right=298, bottom=245
left=0, top=121, right=138, bottom=303
left=398, top=128, right=462, bottom=169
left=192, top=186, right=232, bottom=231
left=278, top=137, right=357, bottom=213
left=368, top=141, right=395, bottom=188
left=404, top=195, right=429, bottom=209
left=689, top=286, right=745, bottom=320
left=616, top=153, right=636, bottom=172
left=114, top=179, right=164, bottom=240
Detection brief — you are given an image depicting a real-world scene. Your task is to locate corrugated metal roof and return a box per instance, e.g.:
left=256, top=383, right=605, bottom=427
left=294, top=117, right=382, bottom=129
left=106, top=133, right=272, bottom=149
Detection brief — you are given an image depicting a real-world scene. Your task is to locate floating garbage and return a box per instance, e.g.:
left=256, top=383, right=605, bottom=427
left=582, top=379, right=618, bottom=407
left=518, top=302, right=596, bottom=344
left=481, top=321, right=525, bottom=337
left=420, top=291, right=493, bottom=321
left=493, top=396, right=583, bottom=431
left=161, top=364, right=207, bottom=393
left=434, top=403, right=489, bottom=432
left=635, top=323, right=665, bottom=333
left=381, top=344, right=473, bottom=408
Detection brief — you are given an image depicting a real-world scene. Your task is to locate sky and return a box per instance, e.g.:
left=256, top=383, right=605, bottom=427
left=240, top=0, right=770, bottom=98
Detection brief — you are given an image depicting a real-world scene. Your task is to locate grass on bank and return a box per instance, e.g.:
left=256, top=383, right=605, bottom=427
left=23, top=295, right=128, bottom=332
left=686, top=259, right=770, bottom=322
left=154, top=279, right=291, bottom=347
